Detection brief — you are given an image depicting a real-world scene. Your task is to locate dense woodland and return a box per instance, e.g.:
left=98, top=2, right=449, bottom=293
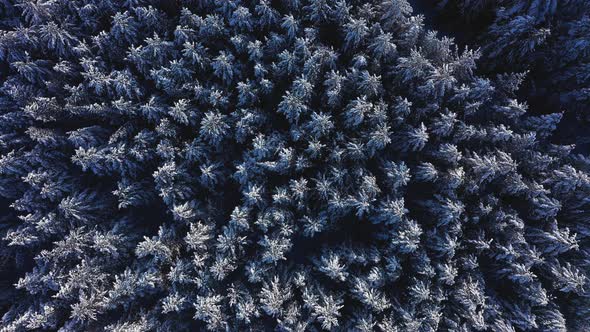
left=0, top=0, right=589, bottom=331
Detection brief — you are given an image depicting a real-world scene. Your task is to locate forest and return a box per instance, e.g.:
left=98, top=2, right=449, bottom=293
left=0, top=0, right=589, bottom=331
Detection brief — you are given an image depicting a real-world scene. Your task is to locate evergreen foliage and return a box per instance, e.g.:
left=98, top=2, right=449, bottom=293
left=0, top=0, right=588, bottom=331
left=436, top=0, right=590, bottom=148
